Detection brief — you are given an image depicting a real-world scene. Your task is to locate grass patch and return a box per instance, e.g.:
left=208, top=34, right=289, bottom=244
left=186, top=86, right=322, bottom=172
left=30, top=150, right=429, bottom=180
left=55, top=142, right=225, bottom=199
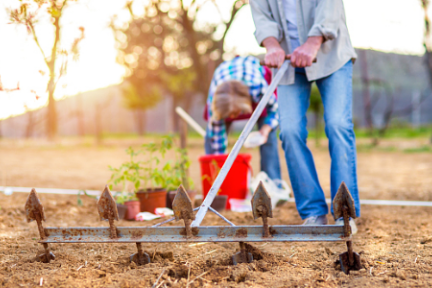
left=403, top=146, right=432, bottom=153
left=356, top=144, right=398, bottom=152
left=231, top=125, right=432, bottom=140
left=354, top=126, right=432, bottom=139
left=100, top=131, right=205, bottom=139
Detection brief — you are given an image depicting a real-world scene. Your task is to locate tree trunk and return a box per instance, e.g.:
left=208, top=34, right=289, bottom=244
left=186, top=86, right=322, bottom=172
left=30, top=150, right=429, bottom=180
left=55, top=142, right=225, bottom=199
left=359, top=50, right=378, bottom=145
left=135, top=109, right=146, bottom=135
left=45, top=13, right=61, bottom=140
left=46, top=81, right=57, bottom=140
left=171, top=95, right=180, bottom=133
left=378, top=93, right=394, bottom=138
left=95, top=103, right=103, bottom=145
left=75, top=95, right=85, bottom=136
left=359, top=50, right=372, bottom=132
left=25, top=110, right=34, bottom=138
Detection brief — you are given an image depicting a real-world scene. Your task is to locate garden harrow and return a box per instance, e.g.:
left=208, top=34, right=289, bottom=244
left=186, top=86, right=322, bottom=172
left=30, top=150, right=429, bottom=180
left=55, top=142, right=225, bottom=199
left=25, top=59, right=361, bottom=274
left=25, top=181, right=361, bottom=274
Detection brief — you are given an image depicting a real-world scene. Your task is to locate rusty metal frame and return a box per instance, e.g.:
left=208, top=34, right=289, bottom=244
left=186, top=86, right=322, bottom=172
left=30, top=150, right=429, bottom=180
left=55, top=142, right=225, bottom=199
left=38, top=225, right=350, bottom=243
left=25, top=182, right=362, bottom=274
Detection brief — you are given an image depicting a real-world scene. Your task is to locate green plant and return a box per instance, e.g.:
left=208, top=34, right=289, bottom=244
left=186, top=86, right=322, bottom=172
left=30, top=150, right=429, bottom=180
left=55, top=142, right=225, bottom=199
left=139, top=135, right=173, bottom=190
left=113, top=191, right=139, bottom=205
left=76, top=189, right=97, bottom=206
left=107, top=135, right=194, bottom=197
left=165, top=147, right=194, bottom=191
left=107, top=146, right=143, bottom=203
left=140, top=136, right=194, bottom=191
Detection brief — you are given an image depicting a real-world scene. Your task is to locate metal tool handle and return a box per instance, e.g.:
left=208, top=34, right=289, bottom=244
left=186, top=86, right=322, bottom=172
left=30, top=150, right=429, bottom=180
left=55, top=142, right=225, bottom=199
left=191, top=60, right=290, bottom=227
left=175, top=106, right=206, bottom=137
left=260, top=55, right=316, bottom=67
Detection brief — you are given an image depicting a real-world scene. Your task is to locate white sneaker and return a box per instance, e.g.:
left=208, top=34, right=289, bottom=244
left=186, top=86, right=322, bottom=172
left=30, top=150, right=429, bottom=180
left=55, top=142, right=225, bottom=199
left=303, top=215, right=328, bottom=225
left=335, top=218, right=358, bottom=235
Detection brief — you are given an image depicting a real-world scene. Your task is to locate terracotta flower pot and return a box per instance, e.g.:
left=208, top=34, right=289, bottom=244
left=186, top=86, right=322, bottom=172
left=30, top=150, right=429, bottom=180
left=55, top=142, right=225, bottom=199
left=136, top=188, right=167, bottom=213
left=125, top=201, right=140, bottom=220
left=166, top=190, right=197, bottom=210
left=116, top=203, right=127, bottom=220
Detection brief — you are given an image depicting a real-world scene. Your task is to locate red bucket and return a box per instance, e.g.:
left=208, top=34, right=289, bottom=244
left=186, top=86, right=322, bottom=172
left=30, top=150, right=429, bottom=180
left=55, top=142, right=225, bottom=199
left=199, top=154, right=252, bottom=210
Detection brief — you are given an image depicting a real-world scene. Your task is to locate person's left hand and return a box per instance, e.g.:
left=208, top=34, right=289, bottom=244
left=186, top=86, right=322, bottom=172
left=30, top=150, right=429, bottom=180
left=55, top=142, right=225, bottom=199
left=289, top=36, right=323, bottom=68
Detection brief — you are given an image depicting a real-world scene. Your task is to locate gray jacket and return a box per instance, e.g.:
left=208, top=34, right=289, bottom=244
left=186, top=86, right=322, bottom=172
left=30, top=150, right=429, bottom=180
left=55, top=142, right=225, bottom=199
left=250, top=0, right=357, bottom=85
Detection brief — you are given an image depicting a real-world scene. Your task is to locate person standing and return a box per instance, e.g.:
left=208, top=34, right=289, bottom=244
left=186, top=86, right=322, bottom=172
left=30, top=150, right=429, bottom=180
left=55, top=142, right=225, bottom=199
left=204, top=56, right=282, bottom=184
left=250, top=0, right=360, bottom=232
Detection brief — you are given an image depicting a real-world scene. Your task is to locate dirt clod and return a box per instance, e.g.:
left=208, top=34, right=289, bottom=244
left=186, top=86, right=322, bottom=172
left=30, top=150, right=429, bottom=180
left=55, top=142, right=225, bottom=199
left=168, top=265, right=189, bottom=279
left=244, top=243, right=266, bottom=261
left=256, top=259, right=270, bottom=271
left=231, top=264, right=249, bottom=283
left=325, top=247, right=335, bottom=255
left=207, top=267, right=230, bottom=282
left=396, top=270, right=407, bottom=280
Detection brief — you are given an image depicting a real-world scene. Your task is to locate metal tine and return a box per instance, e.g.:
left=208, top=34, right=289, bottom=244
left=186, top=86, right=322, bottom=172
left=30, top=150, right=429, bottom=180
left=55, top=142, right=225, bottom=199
left=97, top=186, right=119, bottom=239
left=25, top=188, right=55, bottom=263
left=333, top=181, right=356, bottom=223
left=333, top=181, right=361, bottom=274
left=232, top=242, right=253, bottom=265
left=172, top=185, right=195, bottom=238
left=25, top=188, right=46, bottom=224
left=251, top=181, right=273, bottom=237
left=130, top=242, right=151, bottom=266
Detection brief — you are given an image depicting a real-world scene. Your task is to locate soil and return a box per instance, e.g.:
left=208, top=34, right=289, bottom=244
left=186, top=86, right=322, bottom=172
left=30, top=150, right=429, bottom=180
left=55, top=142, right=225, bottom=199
left=0, top=137, right=432, bottom=287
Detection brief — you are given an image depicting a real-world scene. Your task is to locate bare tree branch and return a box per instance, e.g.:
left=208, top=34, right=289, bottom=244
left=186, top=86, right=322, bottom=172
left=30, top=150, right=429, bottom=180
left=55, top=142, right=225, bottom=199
left=218, top=0, right=247, bottom=51
left=27, top=21, right=49, bottom=66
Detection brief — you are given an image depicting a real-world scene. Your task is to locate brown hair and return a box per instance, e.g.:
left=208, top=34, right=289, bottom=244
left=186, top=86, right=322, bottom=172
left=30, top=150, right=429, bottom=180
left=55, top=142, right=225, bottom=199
left=211, top=80, right=252, bottom=121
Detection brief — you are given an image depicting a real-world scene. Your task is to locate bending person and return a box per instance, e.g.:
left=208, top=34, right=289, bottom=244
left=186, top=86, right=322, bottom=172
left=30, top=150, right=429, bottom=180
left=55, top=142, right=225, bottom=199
left=204, top=56, right=282, bottom=183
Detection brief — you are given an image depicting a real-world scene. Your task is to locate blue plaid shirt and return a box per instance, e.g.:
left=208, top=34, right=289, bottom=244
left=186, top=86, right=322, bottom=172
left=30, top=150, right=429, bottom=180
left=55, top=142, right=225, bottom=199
left=206, top=56, right=279, bottom=154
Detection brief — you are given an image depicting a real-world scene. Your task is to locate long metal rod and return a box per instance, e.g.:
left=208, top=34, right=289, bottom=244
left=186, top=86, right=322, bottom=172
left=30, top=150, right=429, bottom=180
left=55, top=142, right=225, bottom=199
left=175, top=107, right=206, bottom=137
left=152, top=207, right=200, bottom=227
left=39, top=225, right=350, bottom=243
left=208, top=207, right=236, bottom=226
left=192, top=61, right=290, bottom=227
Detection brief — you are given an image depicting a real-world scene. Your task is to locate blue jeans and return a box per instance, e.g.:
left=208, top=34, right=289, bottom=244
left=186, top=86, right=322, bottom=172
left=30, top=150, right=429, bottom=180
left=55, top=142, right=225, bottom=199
left=204, top=118, right=282, bottom=182
left=277, top=60, right=360, bottom=219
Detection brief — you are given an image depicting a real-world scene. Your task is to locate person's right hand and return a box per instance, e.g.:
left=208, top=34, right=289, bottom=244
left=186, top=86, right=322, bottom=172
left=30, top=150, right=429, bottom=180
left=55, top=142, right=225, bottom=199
left=264, top=46, right=285, bottom=68
left=262, top=37, right=285, bottom=68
